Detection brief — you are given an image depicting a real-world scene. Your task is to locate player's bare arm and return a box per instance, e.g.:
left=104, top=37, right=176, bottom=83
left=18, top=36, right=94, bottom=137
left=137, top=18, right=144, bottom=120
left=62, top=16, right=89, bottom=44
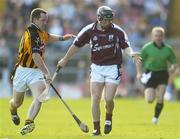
left=124, top=47, right=142, bottom=63
left=57, top=44, right=78, bottom=68
left=135, top=61, right=143, bottom=79
left=49, top=34, right=76, bottom=42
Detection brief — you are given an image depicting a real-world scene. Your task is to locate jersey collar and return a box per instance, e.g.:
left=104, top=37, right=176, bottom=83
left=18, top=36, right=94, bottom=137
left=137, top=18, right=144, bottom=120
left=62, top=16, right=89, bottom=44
left=31, top=23, right=41, bottom=31
left=153, top=42, right=165, bottom=49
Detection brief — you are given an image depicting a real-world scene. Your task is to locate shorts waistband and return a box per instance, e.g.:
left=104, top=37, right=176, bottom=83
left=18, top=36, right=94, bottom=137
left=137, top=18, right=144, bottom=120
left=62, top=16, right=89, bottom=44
left=18, top=65, right=39, bottom=70
left=19, top=64, right=38, bottom=69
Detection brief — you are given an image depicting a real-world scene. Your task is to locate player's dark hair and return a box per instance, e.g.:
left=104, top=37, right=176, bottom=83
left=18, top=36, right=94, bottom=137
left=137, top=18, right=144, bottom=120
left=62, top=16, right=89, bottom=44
left=30, top=8, right=47, bottom=22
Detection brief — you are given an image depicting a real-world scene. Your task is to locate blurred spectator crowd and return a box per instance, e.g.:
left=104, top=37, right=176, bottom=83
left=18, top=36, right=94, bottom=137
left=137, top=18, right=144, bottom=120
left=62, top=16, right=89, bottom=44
left=1, top=0, right=180, bottom=100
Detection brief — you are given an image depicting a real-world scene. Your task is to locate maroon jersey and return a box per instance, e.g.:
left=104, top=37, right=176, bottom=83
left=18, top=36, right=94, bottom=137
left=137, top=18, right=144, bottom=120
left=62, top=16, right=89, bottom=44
left=73, top=21, right=130, bottom=66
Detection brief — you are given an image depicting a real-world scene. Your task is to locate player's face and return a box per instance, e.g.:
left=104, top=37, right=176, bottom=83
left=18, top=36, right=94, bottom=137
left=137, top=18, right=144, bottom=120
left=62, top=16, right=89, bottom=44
left=99, top=18, right=112, bottom=30
left=152, top=30, right=164, bottom=44
left=34, top=13, right=48, bottom=30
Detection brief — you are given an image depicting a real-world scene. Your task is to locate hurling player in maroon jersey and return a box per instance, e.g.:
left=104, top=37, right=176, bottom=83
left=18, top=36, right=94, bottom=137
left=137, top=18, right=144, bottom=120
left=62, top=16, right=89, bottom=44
left=57, top=6, right=141, bottom=136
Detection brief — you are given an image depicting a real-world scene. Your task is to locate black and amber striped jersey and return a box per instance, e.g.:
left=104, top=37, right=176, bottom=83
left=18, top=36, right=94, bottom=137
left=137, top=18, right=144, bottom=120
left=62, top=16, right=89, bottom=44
left=17, top=23, right=49, bottom=68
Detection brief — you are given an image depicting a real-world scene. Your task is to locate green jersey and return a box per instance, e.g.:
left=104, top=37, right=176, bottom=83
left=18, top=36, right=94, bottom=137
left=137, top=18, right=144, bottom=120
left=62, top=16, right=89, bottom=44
left=141, top=41, right=177, bottom=71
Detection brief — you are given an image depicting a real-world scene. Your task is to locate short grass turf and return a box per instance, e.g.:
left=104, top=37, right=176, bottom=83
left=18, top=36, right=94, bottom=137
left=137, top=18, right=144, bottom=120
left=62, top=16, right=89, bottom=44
left=0, top=97, right=180, bottom=139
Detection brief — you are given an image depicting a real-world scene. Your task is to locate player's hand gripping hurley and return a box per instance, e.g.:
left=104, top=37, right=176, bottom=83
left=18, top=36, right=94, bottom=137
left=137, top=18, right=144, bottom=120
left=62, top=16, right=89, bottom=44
left=38, top=67, right=61, bottom=102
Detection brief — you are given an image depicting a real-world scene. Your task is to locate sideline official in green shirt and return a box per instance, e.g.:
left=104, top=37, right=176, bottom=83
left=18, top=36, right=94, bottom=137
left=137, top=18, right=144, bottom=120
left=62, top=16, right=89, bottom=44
left=136, top=26, right=177, bottom=125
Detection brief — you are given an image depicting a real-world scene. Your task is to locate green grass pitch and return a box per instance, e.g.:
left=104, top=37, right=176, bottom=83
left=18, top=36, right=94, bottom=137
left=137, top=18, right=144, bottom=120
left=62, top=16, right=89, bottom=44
left=0, top=97, right=180, bottom=139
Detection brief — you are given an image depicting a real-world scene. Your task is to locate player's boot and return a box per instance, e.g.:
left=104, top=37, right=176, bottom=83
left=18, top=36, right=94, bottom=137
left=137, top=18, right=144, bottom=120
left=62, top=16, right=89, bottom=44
left=104, top=120, right=112, bottom=134
left=152, top=117, right=158, bottom=125
left=92, top=129, right=101, bottom=136
left=20, top=120, right=35, bottom=135
left=10, top=108, right=20, bottom=125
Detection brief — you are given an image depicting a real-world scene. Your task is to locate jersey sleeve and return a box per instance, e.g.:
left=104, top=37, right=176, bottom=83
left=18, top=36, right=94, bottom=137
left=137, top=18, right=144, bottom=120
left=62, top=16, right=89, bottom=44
left=43, top=31, right=49, bottom=44
left=73, top=27, right=90, bottom=48
left=28, top=29, right=41, bottom=54
left=119, top=30, right=130, bottom=49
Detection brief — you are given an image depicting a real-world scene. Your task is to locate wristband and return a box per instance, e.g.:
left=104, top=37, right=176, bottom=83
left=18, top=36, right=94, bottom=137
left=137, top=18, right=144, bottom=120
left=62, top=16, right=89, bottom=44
left=59, top=36, right=64, bottom=41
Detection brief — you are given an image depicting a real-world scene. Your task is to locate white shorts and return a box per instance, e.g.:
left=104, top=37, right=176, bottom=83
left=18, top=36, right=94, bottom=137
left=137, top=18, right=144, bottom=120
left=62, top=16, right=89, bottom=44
left=90, top=63, right=121, bottom=85
left=13, top=65, right=45, bottom=92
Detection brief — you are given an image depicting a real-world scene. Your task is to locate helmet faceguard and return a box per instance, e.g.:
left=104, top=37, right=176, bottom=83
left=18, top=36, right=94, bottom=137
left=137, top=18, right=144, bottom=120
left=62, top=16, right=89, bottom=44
left=97, top=6, right=114, bottom=20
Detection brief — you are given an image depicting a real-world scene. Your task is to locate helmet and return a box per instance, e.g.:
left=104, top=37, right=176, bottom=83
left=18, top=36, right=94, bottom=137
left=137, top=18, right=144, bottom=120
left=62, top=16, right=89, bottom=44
left=97, top=6, right=114, bottom=20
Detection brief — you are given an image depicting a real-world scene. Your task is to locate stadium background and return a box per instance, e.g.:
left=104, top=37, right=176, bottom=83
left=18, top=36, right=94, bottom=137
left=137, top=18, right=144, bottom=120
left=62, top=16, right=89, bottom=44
left=0, top=0, right=180, bottom=100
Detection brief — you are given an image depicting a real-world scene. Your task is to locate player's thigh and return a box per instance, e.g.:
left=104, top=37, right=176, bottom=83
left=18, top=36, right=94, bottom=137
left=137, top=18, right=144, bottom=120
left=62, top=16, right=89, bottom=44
left=104, top=83, right=118, bottom=101
left=144, top=88, right=156, bottom=102
left=156, top=84, right=166, bottom=103
left=90, top=82, right=104, bottom=99
left=29, top=81, right=46, bottom=98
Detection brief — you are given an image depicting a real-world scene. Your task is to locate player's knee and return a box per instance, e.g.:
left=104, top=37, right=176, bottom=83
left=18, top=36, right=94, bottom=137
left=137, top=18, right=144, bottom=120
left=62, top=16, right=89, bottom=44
left=35, top=98, right=42, bottom=105
left=146, top=98, right=154, bottom=103
left=92, top=95, right=101, bottom=103
left=145, top=94, right=155, bottom=103
left=157, top=98, right=164, bottom=103
left=104, top=97, right=113, bottom=104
